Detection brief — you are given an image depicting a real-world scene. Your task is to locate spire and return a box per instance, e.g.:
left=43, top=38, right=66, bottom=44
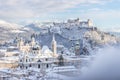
left=32, top=36, right=35, bottom=42
left=31, top=36, right=36, bottom=47
left=52, top=33, right=55, bottom=42
left=17, top=37, right=24, bottom=51
left=51, top=33, right=57, bottom=57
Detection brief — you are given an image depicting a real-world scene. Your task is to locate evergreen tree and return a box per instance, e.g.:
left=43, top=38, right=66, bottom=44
left=58, top=55, right=64, bottom=66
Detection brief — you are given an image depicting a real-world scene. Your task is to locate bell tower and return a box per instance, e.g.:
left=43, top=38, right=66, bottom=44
left=31, top=36, right=36, bottom=47
left=51, top=34, right=57, bottom=56
left=17, top=37, right=24, bottom=51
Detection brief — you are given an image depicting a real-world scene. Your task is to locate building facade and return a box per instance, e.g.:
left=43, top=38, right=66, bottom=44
left=18, top=35, right=58, bottom=70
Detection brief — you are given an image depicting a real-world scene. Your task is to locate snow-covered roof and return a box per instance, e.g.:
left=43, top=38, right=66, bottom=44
left=41, top=46, right=53, bottom=54
left=0, top=56, right=19, bottom=61
left=52, top=66, right=77, bottom=72
left=7, top=46, right=17, bottom=49
left=35, top=45, right=54, bottom=58
left=65, top=56, right=81, bottom=61
left=5, top=51, right=20, bottom=57
left=0, top=49, right=7, bottom=52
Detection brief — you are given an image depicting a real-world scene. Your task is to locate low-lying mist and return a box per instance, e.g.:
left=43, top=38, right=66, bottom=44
left=75, top=46, right=120, bottom=80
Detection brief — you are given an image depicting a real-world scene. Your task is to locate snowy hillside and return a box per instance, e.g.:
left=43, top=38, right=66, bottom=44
left=0, top=20, right=21, bottom=29
left=0, top=19, right=119, bottom=55
left=0, top=20, right=34, bottom=44
left=33, top=19, right=119, bottom=55
left=25, top=22, right=53, bottom=32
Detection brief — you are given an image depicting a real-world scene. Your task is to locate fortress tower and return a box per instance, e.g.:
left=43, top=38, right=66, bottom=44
left=88, top=19, right=93, bottom=27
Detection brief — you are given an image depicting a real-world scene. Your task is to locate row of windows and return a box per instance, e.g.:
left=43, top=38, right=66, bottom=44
left=20, top=64, right=49, bottom=69
left=20, top=59, right=34, bottom=62
left=20, top=58, right=53, bottom=63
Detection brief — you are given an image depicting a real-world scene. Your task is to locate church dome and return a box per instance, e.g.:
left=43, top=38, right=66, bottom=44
left=42, top=46, right=53, bottom=54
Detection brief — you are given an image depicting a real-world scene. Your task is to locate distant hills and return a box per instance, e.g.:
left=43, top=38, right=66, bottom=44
left=0, top=19, right=119, bottom=48
left=0, top=19, right=120, bottom=55
left=0, top=20, right=34, bottom=44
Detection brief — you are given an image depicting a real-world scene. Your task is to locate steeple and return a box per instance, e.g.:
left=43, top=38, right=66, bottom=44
left=52, top=34, right=57, bottom=57
left=52, top=34, right=55, bottom=42
left=31, top=36, right=36, bottom=47
left=17, top=37, right=24, bottom=51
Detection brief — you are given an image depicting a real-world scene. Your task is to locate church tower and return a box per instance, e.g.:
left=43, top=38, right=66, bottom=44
left=51, top=34, right=57, bottom=57
left=31, top=36, right=36, bottom=47
left=17, top=37, right=24, bottom=51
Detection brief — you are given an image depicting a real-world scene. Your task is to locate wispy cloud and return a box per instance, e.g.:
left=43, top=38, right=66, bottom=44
left=0, top=0, right=113, bottom=20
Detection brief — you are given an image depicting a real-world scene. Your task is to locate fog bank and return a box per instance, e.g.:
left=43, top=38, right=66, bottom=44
left=77, top=46, right=120, bottom=80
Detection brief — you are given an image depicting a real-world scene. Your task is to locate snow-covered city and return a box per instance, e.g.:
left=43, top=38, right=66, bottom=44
left=0, top=18, right=120, bottom=80
left=0, top=0, right=120, bottom=80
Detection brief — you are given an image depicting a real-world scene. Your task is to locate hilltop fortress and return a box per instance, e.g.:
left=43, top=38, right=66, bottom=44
left=53, top=18, right=93, bottom=28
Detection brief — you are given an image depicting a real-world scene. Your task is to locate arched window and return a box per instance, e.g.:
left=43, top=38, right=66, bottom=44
left=38, top=64, right=40, bottom=68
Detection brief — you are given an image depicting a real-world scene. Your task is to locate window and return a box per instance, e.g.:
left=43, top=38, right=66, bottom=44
left=29, top=59, right=31, bottom=62
left=34, top=52, right=35, bottom=54
left=46, top=58, right=48, bottom=61
left=20, top=60, right=22, bottom=62
left=46, top=64, right=49, bottom=68
left=20, top=66, right=22, bottom=69
left=38, top=64, right=40, bottom=68
left=26, top=59, right=27, bottom=62
left=29, top=64, right=31, bottom=67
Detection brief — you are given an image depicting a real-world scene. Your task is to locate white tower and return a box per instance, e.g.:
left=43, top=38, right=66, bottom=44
left=51, top=34, right=57, bottom=56
left=17, top=37, right=24, bottom=51
left=88, top=19, right=93, bottom=27
left=31, top=37, right=36, bottom=47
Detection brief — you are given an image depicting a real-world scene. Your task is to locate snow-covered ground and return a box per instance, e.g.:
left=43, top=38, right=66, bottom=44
left=0, top=54, right=93, bottom=80
left=0, top=45, right=120, bottom=80
left=0, top=19, right=120, bottom=80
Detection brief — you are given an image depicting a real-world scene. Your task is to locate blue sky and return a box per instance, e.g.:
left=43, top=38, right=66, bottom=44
left=0, top=0, right=120, bottom=30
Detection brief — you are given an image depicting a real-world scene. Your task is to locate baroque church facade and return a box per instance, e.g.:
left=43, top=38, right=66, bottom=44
left=17, top=34, right=58, bottom=70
